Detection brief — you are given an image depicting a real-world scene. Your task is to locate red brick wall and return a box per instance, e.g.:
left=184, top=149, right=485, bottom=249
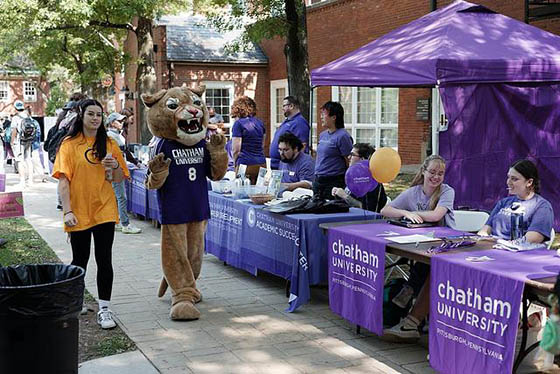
left=0, top=77, right=48, bottom=117
left=260, top=37, right=287, bottom=81
left=168, top=63, right=271, bottom=152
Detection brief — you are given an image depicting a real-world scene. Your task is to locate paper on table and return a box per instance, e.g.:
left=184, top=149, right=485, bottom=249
left=385, top=234, right=441, bottom=244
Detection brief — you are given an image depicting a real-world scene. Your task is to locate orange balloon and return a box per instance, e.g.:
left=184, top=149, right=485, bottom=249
left=369, top=147, right=401, bottom=183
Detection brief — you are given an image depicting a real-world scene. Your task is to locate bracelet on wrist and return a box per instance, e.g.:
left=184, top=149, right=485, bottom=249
left=64, top=211, right=73, bottom=216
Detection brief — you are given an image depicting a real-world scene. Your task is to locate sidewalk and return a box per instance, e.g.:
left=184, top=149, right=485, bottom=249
left=11, top=170, right=433, bottom=374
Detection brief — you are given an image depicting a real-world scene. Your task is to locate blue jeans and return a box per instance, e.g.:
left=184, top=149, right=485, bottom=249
left=112, top=180, right=129, bottom=226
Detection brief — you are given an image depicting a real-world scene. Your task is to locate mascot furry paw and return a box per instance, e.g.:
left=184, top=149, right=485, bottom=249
left=142, top=85, right=228, bottom=320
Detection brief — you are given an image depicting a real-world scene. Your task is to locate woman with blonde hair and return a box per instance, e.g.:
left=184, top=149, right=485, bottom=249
left=230, top=96, right=266, bottom=184
left=380, top=155, right=455, bottom=342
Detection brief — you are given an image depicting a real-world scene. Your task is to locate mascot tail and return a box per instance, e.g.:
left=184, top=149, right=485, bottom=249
left=158, top=277, right=168, bottom=297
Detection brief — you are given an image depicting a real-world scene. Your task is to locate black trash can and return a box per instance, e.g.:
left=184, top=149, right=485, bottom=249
left=0, top=264, right=85, bottom=374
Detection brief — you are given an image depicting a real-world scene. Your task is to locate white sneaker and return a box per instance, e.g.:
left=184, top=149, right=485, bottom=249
left=115, top=223, right=123, bottom=232
left=122, top=224, right=142, bottom=234
left=382, top=316, right=420, bottom=342
left=80, top=304, right=88, bottom=315
left=97, top=308, right=116, bottom=329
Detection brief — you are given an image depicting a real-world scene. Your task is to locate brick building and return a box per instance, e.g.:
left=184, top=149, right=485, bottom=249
left=122, top=15, right=269, bottom=147
left=124, top=2, right=559, bottom=165
left=0, top=67, right=49, bottom=119
left=263, top=0, right=560, bottom=165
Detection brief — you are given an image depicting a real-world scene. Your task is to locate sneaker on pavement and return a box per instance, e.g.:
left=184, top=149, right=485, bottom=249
left=382, top=316, right=420, bottom=342
left=122, top=224, right=142, bottom=234
left=97, top=308, right=116, bottom=329
left=114, top=223, right=123, bottom=232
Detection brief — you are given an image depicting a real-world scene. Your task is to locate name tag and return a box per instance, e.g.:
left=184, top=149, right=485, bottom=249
left=289, top=171, right=295, bottom=176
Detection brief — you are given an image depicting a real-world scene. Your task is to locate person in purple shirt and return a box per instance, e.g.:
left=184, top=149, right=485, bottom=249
left=331, top=143, right=387, bottom=212
left=381, top=155, right=455, bottom=343
left=478, top=159, right=553, bottom=242
left=231, top=96, right=266, bottom=184
left=313, top=101, right=354, bottom=200
left=270, top=96, right=310, bottom=169
left=278, top=132, right=314, bottom=191
left=224, top=139, right=235, bottom=172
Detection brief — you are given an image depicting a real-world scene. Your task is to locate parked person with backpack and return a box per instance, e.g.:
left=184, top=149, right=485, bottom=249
left=106, top=112, right=141, bottom=234
left=2, top=115, right=14, bottom=170
left=26, top=106, right=48, bottom=183
left=10, top=100, right=36, bottom=188
left=119, top=108, right=141, bottom=166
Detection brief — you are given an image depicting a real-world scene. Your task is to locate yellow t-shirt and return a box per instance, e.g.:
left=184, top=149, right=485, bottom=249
left=52, top=134, right=130, bottom=232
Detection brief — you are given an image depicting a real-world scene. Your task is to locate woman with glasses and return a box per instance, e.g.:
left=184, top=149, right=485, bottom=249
left=477, top=159, right=553, bottom=242
left=313, top=101, right=353, bottom=199
left=331, top=143, right=387, bottom=212
left=380, top=155, right=455, bottom=343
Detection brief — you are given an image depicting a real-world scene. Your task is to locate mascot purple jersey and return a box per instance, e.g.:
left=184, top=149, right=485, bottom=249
left=152, top=138, right=211, bottom=224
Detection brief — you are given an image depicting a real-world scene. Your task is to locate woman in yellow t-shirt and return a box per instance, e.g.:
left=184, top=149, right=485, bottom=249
left=53, top=99, right=129, bottom=330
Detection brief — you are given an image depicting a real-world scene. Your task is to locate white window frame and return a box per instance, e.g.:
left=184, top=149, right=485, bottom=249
left=270, top=79, right=288, bottom=140
left=202, top=81, right=234, bottom=129
left=332, top=86, right=399, bottom=150
left=23, top=81, right=37, bottom=102
left=306, top=0, right=328, bottom=5
left=310, top=88, right=318, bottom=150
left=0, top=81, right=9, bottom=102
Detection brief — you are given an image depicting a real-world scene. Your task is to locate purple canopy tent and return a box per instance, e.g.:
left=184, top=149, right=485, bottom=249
left=311, top=0, right=560, bottom=229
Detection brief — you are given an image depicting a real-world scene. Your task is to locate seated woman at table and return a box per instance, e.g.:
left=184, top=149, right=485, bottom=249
left=381, top=155, right=455, bottom=343
left=331, top=143, right=387, bottom=212
left=477, top=159, right=553, bottom=242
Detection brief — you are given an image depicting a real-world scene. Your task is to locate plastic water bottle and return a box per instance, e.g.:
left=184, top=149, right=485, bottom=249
left=510, top=212, right=523, bottom=240
left=104, top=153, right=113, bottom=182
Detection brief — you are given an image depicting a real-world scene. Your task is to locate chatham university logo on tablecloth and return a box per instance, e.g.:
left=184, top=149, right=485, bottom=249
left=246, top=207, right=256, bottom=227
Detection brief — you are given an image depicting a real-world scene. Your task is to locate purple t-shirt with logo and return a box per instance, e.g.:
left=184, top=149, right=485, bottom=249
left=231, top=116, right=266, bottom=166
left=152, top=138, right=211, bottom=224
left=390, top=184, right=456, bottom=227
left=486, top=194, right=553, bottom=240
left=270, top=113, right=310, bottom=168
left=314, top=129, right=353, bottom=177
left=280, top=152, right=315, bottom=184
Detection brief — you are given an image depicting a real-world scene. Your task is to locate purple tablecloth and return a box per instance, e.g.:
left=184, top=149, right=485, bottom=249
left=327, top=223, right=463, bottom=335
left=430, top=248, right=560, bottom=374
left=206, top=192, right=379, bottom=311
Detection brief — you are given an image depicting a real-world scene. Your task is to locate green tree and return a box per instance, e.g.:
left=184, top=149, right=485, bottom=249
left=0, top=0, right=194, bottom=142
left=208, top=0, right=311, bottom=124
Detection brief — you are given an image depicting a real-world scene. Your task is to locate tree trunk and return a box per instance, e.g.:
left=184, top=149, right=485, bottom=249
left=284, top=0, right=311, bottom=128
left=136, top=16, right=157, bottom=144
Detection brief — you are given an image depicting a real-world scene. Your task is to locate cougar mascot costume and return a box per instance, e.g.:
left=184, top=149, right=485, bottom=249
left=142, top=85, right=227, bottom=320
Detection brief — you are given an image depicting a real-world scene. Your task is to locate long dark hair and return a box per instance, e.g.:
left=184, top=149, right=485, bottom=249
left=511, top=159, right=540, bottom=193
left=66, top=99, right=108, bottom=161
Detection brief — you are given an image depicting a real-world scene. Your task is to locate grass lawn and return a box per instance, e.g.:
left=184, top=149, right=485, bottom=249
left=0, top=217, right=136, bottom=363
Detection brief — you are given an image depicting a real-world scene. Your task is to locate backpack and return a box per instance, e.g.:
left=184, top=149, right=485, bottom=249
left=20, top=117, right=37, bottom=143
left=44, top=125, right=69, bottom=164
left=2, top=123, right=10, bottom=144
left=383, top=278, right=413, bottom=328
